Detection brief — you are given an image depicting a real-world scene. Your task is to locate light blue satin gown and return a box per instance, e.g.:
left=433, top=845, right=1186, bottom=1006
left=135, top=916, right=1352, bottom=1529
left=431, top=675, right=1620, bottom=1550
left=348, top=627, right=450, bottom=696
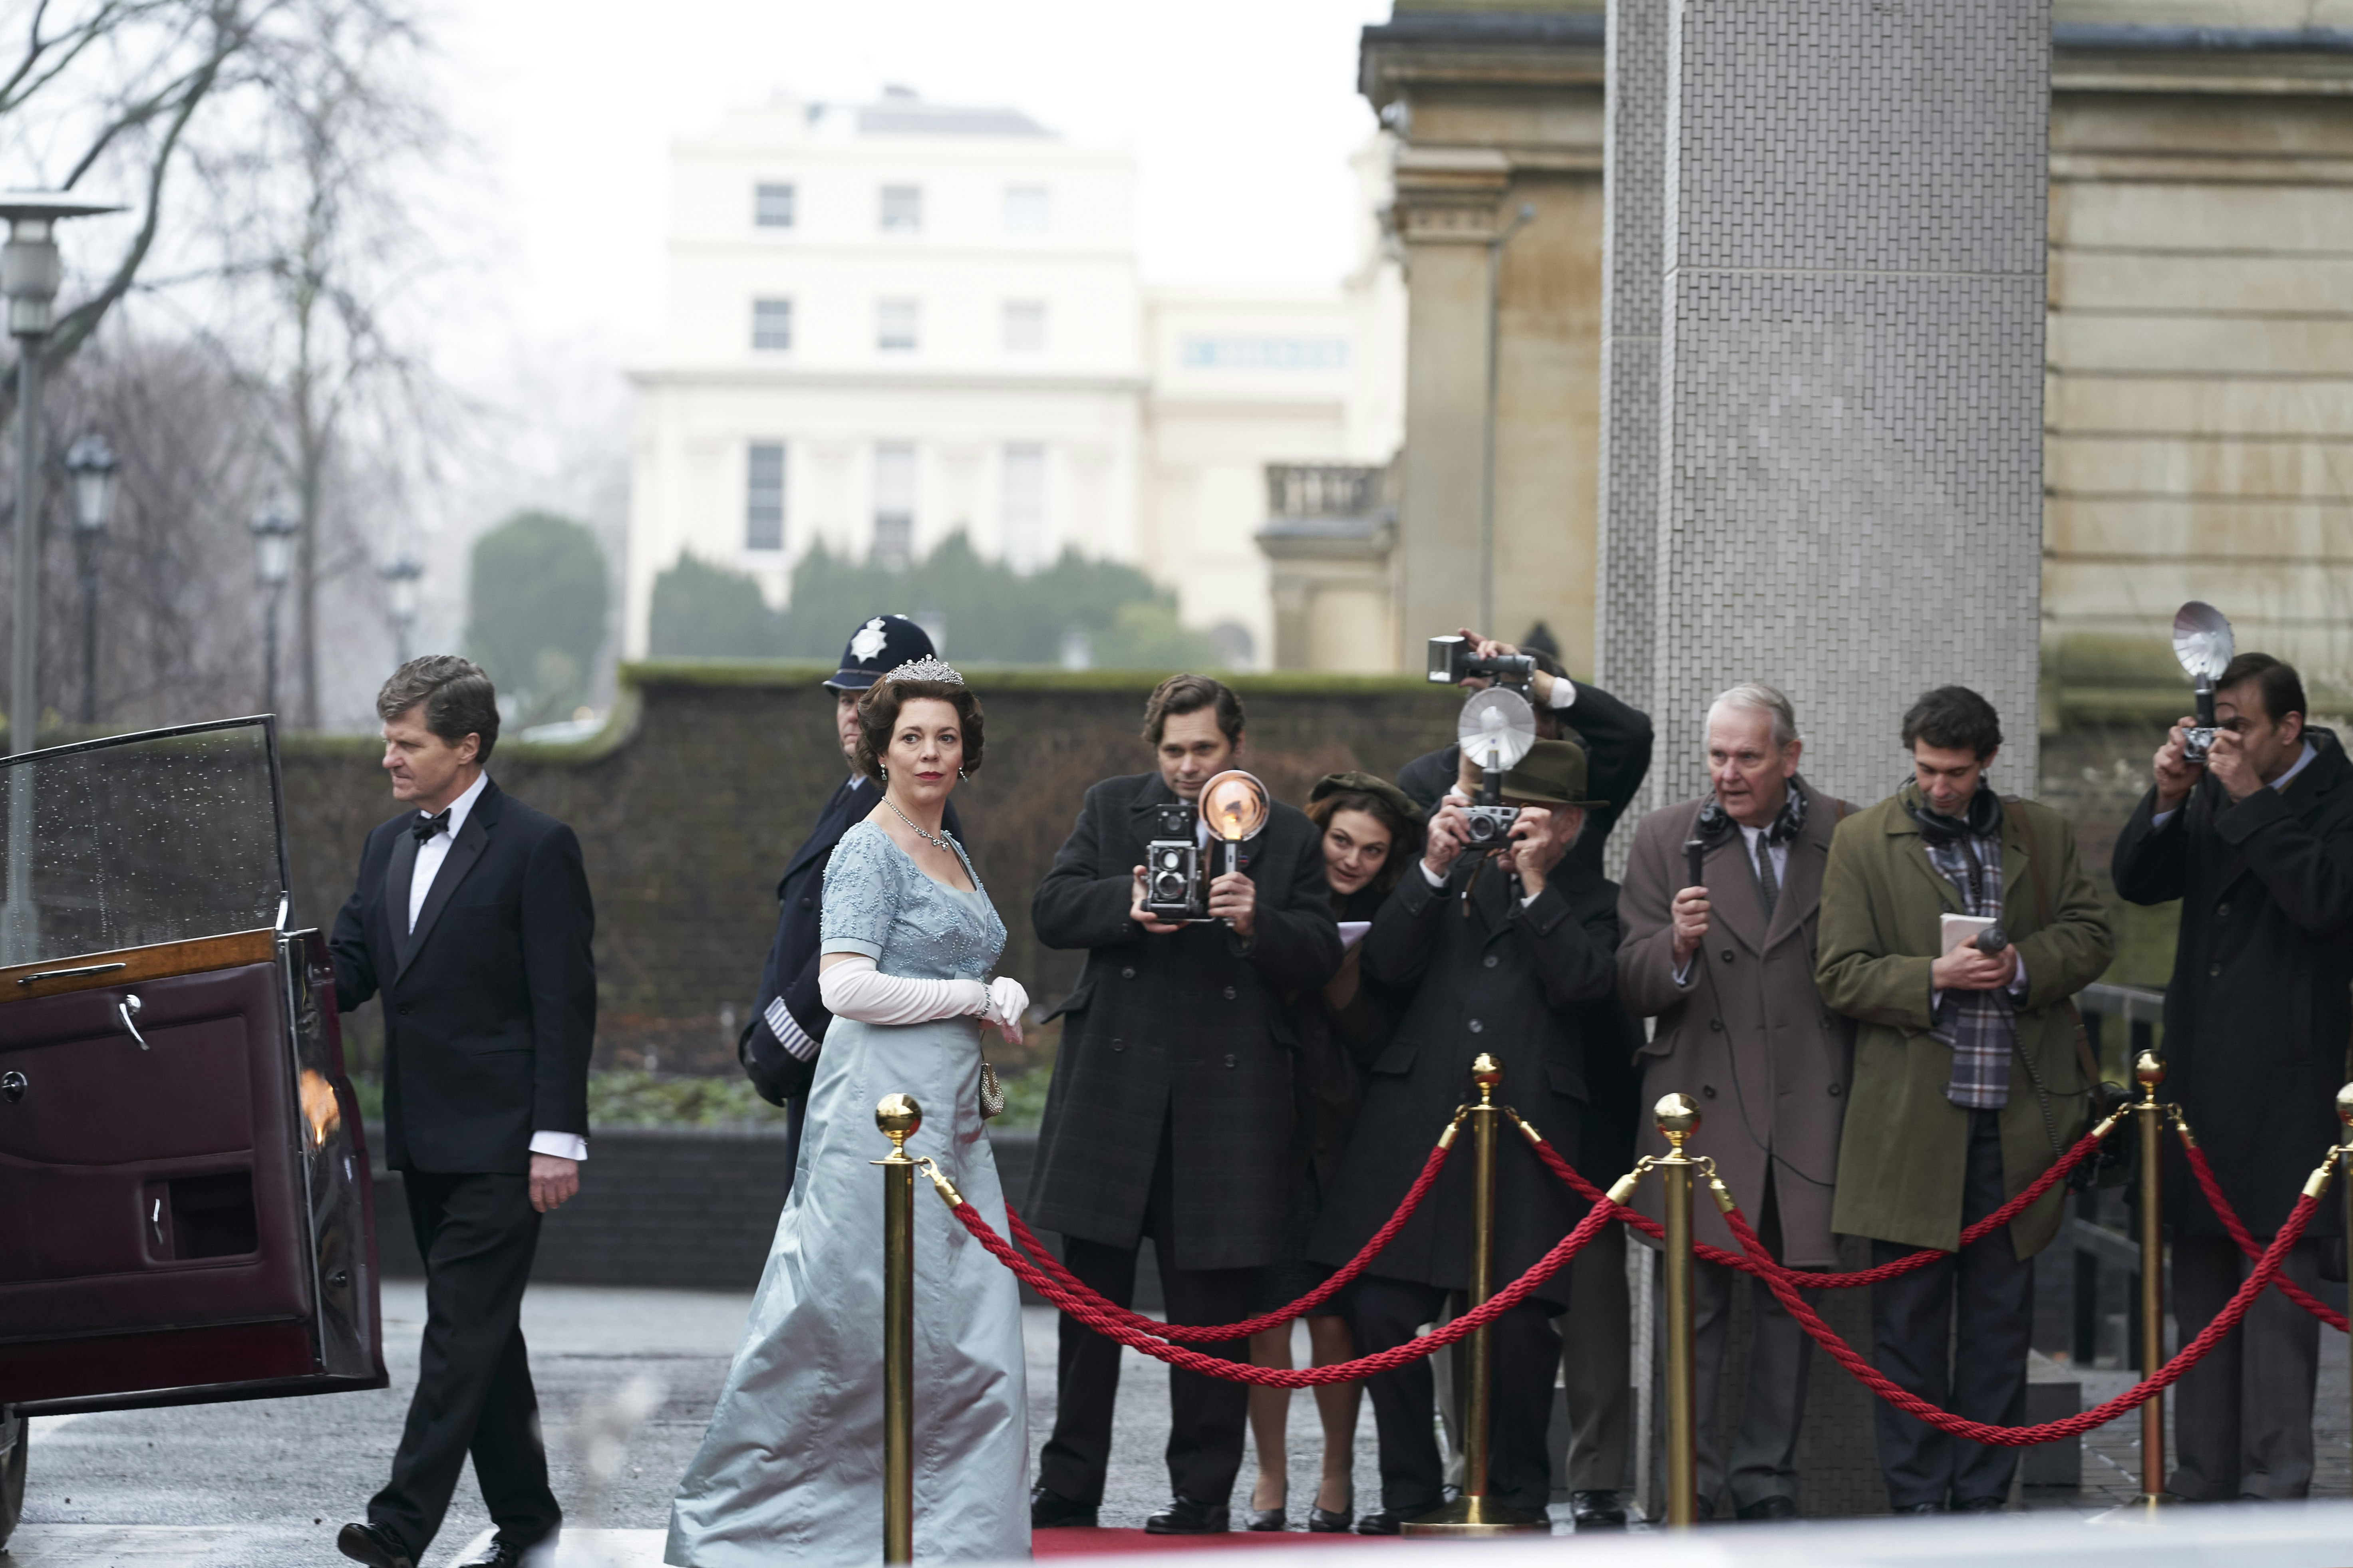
left=666, top=821, right=1030, bottom=1566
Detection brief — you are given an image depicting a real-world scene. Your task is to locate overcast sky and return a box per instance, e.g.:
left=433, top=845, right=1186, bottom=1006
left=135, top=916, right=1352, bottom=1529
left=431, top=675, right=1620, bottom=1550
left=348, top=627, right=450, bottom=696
left=436, top=0, right=1395, bottom=372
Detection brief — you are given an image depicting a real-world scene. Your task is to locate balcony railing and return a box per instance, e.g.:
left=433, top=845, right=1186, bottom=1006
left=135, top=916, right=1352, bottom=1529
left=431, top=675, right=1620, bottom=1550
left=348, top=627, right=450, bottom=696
left=1265, top=463, right=1390, bottom=520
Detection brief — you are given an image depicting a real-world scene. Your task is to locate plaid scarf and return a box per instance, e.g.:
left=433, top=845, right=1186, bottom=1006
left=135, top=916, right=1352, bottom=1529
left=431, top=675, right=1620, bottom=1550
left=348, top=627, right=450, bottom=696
left=1923, top=828, right=2012, bottom=1110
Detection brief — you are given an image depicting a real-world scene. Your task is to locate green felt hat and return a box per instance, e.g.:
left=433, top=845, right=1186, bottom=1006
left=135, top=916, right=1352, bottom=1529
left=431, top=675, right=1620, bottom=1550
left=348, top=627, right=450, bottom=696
left=1502, top=739, right=1604, bottom=808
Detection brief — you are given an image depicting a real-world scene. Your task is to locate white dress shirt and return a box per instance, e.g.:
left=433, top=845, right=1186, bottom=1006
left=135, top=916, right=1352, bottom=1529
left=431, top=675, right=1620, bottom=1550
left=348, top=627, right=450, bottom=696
left=408, top=771, right=586, bottom=1164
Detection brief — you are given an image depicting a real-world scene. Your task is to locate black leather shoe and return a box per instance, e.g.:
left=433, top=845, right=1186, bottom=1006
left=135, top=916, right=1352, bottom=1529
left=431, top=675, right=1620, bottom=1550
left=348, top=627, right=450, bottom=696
left=1145, top=1496, right=1229, bottom=1534
left=1736, top=1495, right=1799, bottom=1522
left=1895, top=1501, right=1945, bottom=1515
left=455, top=1535, right=544, bottom=1568
left=1570, top=1490, right=1628, bottom=1529
left=1244, top=1507, right=1285, bottom=1532
left=1355, top=1509, right=1412, bottom=1536
left=337, top=1523, right=416, bottom=1568
left=1031, top=1485, right=1098, bottom=1528
left=1952, top=1496, right=2005, bottom=1514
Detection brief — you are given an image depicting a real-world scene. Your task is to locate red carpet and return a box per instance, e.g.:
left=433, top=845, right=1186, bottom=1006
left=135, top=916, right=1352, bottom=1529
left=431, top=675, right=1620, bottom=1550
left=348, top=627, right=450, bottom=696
left=1035, top=1527, right=1404, bottom=1554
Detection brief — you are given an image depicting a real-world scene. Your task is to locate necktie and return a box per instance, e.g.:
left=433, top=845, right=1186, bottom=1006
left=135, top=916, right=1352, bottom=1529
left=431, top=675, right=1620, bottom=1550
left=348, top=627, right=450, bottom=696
left=412, top=809, right=451, bottom=844
left=1753, top=833, right=1780, bottom=921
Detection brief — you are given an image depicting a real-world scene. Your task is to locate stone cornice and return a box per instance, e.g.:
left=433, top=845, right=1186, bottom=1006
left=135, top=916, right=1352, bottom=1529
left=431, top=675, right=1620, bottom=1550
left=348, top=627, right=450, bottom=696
left=1359, top=11, right=1606, bottom=112
left=2054, top=23, right=2353, bottom=96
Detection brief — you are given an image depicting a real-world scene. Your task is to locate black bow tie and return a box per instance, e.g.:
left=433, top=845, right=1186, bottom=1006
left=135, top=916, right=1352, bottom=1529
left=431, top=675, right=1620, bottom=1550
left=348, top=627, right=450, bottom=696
left=412, top=810, right=451, bottom=844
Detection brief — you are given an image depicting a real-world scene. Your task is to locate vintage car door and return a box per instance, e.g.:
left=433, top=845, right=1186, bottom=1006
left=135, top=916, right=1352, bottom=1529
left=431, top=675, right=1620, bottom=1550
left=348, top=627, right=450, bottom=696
left=0, top=717, right=384, bottom=1426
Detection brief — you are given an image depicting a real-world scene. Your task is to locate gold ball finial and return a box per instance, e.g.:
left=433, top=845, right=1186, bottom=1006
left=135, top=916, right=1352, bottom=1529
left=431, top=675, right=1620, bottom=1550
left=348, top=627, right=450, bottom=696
left=1654, top=1092, right=1700, bottom=1147
left=1470, top=1052, right=1503, bottom=1093
left=2135, top=1051, right=2166, bottom=1089
left=876, top=1093, right=923, bottom=1147
left=2336, top=1083, right=2353, bottom=1129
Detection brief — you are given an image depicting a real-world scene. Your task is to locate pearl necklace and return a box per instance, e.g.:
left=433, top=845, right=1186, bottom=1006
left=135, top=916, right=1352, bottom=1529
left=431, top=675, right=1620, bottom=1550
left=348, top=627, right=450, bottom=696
left=884, top=793, right=956, bottom=856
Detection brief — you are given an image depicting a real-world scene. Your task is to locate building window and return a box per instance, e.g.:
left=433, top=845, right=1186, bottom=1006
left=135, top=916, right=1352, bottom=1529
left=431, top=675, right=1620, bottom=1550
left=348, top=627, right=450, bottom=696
left=1004, top=184, right=1049, bottom=235
left=879, top=184, right=922, bottom=233
left=876, top=298, right=920, bottom=353
left=751, top=298, right=793, bottom=351
left=1001, top=444, right=1047, bottom=574
left=1002, top=301, right=1046, bottom=356
left=754, top=182, right=796, bottom=228
left=873, top=443, right=916, bottom=568
left=746, top=443, right=787, bottom=553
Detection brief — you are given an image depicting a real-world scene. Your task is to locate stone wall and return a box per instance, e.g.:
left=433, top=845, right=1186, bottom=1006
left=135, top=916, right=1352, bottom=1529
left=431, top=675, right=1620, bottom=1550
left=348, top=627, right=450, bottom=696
left=292, top=663, right=1460, bottom=1073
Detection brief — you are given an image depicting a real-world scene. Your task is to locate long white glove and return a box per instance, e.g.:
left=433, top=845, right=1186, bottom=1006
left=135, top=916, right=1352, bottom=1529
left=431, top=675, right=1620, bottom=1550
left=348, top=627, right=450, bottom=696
left=983, top=976, right=1029, bottom=1046
left=820, top=958, right=987, bottom=1026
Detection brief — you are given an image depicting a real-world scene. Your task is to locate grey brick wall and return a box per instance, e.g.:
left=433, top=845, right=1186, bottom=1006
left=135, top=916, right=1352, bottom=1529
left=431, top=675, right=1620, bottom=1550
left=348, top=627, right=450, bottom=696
left=1638, top=0, right=2049, bottom=808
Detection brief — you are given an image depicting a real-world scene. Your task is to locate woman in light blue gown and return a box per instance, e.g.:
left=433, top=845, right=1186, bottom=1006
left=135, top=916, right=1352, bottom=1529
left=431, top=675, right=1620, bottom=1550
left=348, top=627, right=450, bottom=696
left=668, top=660, right=1031, bottom=1566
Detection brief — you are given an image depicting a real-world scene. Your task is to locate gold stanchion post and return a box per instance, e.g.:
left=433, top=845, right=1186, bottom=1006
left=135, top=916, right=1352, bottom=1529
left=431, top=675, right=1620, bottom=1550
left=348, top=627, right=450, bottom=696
left=2339, top=1084, right=2353, bottom=1490
left=1403, top=1054, right=1546, bottom=1536
left=2131, top=1051, right=2171, bottom=1509
left=874, top=1093, right=921, bottom=1564
left=1652, top=1092, right=1702, bottom=1529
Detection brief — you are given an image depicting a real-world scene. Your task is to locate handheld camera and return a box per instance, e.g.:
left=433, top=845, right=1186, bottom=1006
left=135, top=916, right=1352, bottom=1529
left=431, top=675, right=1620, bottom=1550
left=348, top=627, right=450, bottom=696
left=2171, top=601, right=2235, bottom=766
left=1428, top=635, right=1535, bottom=692
left=1457, top=688, right=1538, bottom=851
left=1142, top=772, right=1272, bottom=923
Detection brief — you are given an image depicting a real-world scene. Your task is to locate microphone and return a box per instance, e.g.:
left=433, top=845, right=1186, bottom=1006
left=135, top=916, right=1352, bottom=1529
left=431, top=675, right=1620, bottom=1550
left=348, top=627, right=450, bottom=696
left=1683, top=837, right=1706, bottom=893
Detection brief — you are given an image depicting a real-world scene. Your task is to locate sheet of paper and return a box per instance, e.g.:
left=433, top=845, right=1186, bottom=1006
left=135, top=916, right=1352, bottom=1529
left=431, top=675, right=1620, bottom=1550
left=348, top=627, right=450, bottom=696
left=1940, top=913, right=1996, bottom=954
left=1337, top=920, right=1372, bottom=952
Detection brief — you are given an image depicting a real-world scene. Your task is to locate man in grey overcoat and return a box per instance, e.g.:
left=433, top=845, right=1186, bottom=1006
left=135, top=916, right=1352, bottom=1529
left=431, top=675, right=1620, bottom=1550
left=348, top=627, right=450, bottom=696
left=1618, top=683, right=1852, bottom=1521
left=1027, top=675, right=1343, bottom=1534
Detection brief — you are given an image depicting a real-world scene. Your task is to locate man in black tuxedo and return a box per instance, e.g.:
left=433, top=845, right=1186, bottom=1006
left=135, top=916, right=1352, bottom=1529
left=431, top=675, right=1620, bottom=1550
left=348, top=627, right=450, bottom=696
left=1027, top=675, right=1343, bottom=1534
left=331, top=657, right=596, bottom=1568
left=737, top=614, right=959, bottom=1189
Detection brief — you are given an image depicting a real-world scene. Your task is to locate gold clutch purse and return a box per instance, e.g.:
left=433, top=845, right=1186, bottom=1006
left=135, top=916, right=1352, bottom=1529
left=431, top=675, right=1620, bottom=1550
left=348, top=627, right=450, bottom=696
left=978, top=1059, right=1005, bottom=1120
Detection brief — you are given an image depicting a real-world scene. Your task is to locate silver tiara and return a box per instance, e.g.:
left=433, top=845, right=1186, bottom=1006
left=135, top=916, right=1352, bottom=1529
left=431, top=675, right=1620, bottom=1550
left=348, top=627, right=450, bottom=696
left=886, top=655, right=965, bottom=687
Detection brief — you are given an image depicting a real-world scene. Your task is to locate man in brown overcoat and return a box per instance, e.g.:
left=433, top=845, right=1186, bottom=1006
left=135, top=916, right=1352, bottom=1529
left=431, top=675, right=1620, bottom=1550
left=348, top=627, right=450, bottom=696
left=1619, top=683, right=1852, bottom=1521
left=1816, top=686, right=2113, bottom=1515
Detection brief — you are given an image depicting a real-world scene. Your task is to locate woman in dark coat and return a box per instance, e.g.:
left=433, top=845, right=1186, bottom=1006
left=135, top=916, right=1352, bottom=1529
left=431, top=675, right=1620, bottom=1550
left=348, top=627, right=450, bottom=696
left=1244, top=774, right=1423, bottom=1534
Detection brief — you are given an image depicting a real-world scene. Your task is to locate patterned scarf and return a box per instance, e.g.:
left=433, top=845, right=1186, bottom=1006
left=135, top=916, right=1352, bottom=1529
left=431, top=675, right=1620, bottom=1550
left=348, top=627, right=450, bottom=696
left=1922, top=823, right=2012, bottom=1110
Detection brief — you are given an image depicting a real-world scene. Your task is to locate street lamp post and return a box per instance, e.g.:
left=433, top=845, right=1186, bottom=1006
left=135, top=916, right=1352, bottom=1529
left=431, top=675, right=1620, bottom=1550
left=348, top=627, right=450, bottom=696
left=0, top=191, right=121, bottom=965
left=65, top=433, right=116, bottom=724
left=250, top=506, right=297, bottom=715
left=379, top=554, right=423, bottom=666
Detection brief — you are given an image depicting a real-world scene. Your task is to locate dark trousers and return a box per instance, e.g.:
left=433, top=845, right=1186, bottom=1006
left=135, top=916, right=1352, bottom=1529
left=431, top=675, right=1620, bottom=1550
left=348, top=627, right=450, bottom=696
left=2171, top=1233, right=2323, bottom=1500
left=370, top=1171, right=558, bottom=1557
left=1867, top=1109, right=2032, bottom=1510
left=1038, top=1124, right=1257, bottom=1510
left=1560, top=1221, right=1632, bottom=1493
left=1354, top=1276, right=1560, bottom=1517
left=1693, top=1177, right=1814, bottom=1513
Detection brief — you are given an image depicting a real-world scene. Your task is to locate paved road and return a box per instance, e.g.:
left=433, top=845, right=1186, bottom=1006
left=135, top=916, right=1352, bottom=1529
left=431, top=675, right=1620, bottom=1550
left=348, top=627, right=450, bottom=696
left=5, top=1288, right=1380, bottom=1568
left=9, top=1282, right=2349, bottom=1566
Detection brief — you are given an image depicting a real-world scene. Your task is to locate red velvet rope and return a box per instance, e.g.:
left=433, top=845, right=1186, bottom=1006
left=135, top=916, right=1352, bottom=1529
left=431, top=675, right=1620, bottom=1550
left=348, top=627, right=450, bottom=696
left=2175, top=1131, right=2349, bottom=1332
left=1722, top=1190, right=2322, bottom=1443
left=999, top=1123, right=1459, bottom=1343
left=946, top=1185, right=1614, bottom=1386
left=1516, top=1114, right=2107, bottom=1289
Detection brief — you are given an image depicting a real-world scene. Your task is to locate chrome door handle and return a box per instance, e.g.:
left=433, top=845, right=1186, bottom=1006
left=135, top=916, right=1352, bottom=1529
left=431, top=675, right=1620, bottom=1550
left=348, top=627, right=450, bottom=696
left=118, top=994, right=149, bottom=1051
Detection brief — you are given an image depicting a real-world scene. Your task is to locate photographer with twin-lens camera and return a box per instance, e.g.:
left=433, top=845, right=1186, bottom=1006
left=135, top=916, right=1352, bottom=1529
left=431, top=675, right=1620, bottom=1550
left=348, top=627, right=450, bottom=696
left=1025, top=675, right=1343, bottom=1534
left=2113, top=644, right=2353, bottom=1502
left=1311, top=737, right=1626, bottom=1532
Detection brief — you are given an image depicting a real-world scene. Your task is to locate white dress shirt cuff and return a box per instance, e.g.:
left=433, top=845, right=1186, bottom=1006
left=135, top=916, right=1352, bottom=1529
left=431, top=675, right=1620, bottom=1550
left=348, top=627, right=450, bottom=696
left=1421, top=861, right=1447, bottom=889
left=1671, top=955, right=1695, bottom=988
left=530, top=1131, right=587, bottom=1162
left=765, top=996, right=821, bottom=1062
left=1548, top=678, right=1576, bottom=710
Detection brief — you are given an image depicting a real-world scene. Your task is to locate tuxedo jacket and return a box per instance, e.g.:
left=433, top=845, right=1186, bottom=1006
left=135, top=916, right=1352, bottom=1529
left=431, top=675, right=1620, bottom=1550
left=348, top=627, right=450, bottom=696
left=740, top=777, right=964, bottom=1105
left=330, top=778, right=596, bottom=1174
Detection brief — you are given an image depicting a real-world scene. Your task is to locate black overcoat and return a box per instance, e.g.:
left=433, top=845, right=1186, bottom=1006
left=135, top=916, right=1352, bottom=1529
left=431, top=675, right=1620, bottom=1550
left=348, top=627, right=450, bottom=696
left=2112, top=726, right=2353, bottom=1239
left=1026, top=771, right=1343, bottom=1271
left=1309, top=852, right=1622, bottom=1306
left=329, top=779, right=596, bottom=1174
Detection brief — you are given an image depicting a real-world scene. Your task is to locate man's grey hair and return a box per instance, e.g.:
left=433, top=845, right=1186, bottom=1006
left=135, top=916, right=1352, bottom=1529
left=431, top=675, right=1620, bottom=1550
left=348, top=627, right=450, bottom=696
left=1706, top=683, right=1799, bottom=750
left=377, top=655, right=501, bottom=764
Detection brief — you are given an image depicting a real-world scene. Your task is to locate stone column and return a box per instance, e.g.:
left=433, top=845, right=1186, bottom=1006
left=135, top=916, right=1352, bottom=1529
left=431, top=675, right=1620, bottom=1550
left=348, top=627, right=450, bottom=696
left=1594, top=0, right=1668, bottom=714
left=1640, top=0, right=2050, bottom=807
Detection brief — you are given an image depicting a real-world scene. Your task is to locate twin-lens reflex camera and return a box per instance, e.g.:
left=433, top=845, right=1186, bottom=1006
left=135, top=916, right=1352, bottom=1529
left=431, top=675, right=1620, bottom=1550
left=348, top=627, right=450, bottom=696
left=1143, top=770, right=1272, bottom=924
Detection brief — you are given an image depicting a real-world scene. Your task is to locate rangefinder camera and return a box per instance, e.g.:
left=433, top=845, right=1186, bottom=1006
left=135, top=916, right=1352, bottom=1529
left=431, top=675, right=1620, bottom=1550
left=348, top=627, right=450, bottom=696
left=2182, top=725, right=2220, bottom=766
left=1463, top=800, right=1520, bottom=846
left=1143, top=802, right=1206, bottom=921
left=1427, top=635, right=1534, bottom=691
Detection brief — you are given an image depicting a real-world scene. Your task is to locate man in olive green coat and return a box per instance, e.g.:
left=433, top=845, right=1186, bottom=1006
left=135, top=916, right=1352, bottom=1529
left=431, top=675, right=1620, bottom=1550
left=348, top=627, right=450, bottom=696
left=1815, top=687, right=2112, bottom=1514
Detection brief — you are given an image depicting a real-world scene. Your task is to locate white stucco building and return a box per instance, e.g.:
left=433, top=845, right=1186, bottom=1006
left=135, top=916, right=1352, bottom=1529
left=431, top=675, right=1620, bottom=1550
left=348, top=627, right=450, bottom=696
left=623, top=87, right=1402, bottom=666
